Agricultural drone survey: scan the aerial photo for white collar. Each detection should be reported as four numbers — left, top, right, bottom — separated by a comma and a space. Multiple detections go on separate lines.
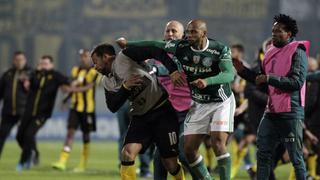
190, 38, 209, 52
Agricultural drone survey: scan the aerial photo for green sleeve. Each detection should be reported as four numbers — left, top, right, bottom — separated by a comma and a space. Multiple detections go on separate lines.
127, 40, 177, 54
205, 46, 235, 85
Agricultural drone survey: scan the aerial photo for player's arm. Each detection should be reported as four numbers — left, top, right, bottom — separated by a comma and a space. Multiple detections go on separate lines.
104, 86, 130, 113
122, 46, 178, 74
117, 37, 177, 54
307, 71, 320, 82
266, 46, 307, 91
104, 75, 143, 113
204, 46, 235, 85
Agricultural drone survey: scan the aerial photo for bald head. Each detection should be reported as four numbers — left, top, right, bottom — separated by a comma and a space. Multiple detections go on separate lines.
164, 20, 184, 41
185, 19, 208, 47
187, 20, 207, 32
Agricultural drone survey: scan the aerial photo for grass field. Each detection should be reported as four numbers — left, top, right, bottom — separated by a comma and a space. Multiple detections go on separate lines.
0, 140, 292, 180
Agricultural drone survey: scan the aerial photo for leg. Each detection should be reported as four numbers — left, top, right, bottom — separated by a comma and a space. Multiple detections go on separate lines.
279, 119, 306, 180
211, 131, 231, 180
120, 143, 142, 180
256, 116, 278, 180
74, 112, 96, 172
52, 110, 79, 170
18, 117, 45, 170
184, 134, 211, 179
153, 147, 168, 180
116, 101, 131, 163
0, 115, 19, 158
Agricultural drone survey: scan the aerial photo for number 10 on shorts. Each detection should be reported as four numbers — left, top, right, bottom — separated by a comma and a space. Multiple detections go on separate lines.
168, 132, 177, 145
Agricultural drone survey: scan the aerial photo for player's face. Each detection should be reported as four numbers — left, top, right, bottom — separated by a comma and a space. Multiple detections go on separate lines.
39, 58, 54, 71
272, 22, 291, 47
231, 48, 242, 59
80, 51, 92, 67
164, 24, 184, 41
91, 53, 112, 75
13, 54, 27, 70
185, 24, 205, 45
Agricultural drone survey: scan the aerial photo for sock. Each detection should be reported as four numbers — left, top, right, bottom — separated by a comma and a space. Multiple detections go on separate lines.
204, 147, 214, 170
120, 161, 136, 180
307, 154, 317, 177
288, 166, 295, 180
189, 155, 212, 180
58, 146, 71, 164
231, 148, 248, 179
217, 153, 231, 180
78, 143, 89, 169
170, 162, 185, 180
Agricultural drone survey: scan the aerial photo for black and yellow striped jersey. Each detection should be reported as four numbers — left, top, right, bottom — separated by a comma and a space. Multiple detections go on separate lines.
70, 66, 98, 113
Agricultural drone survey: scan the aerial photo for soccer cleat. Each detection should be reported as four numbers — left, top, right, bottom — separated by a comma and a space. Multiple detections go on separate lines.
16, 163, 24, 172
52, 161, 66, 171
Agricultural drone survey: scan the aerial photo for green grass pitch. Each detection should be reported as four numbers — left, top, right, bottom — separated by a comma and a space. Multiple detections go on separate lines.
0, 141, 291, 180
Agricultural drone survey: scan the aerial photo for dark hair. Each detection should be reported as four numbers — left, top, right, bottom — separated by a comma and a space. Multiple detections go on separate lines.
231, 44, 245, 53
274, 14, 298, 37
13, 51, 25, 57
41, 55, 53, 63
91, 43, 116, 58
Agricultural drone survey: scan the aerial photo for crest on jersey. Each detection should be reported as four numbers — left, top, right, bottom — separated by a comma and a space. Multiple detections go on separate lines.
193, 55, 201, 64
202, 57, 213, 67
183, 56, 189, 61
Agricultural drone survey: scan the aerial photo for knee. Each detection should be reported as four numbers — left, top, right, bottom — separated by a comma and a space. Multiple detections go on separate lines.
121, 146, 138, 162
183, 144, 197, 162
162, 157, 179, 174
211, 138, 227, 155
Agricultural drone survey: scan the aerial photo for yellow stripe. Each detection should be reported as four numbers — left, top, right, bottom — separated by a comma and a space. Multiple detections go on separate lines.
12, 72, 18, 115
32, 76, 46, 116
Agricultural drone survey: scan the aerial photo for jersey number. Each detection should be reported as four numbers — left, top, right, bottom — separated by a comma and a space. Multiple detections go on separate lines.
168, 132, 177, 145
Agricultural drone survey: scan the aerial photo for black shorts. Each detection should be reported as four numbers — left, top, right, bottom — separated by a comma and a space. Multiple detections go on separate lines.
67, 109, 96, 133
234, 113, 255, 135
123, 101, 179, 158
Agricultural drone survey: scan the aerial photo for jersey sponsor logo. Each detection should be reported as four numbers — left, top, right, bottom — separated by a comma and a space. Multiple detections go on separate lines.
165, 41, 176, 49
206, 48, 220, 55
192, 91, 211, 101
183, 56, 189, 61
213, 120, 228, 126
193, 55, 201, 64
183, 65, 212, 74
202, 57, 213, 67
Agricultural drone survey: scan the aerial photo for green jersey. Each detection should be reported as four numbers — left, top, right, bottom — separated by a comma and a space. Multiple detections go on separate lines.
127, 38, 234, 103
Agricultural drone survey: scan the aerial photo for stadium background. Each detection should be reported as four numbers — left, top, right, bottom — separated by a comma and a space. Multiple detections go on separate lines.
0, 0, 319, 179
1, 0, 319, 140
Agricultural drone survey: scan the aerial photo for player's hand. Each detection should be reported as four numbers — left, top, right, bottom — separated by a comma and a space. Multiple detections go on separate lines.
255, 74, 268, 85
234, 107, 244, 116
232, 58, 245, 73
116, 37, 127, 49
123, 75, 143, 90
305, 129, 319, 145
169, 71, 185, 87
191, 78, 207, 89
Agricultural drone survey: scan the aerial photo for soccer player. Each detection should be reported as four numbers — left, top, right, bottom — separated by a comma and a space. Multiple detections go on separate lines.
16, 55, 73, 171
118, 19, 236, 180
0, 51, 31, 159
233, 14, 309, 179
145, 20, 196, 180
91, 43, 185, 180
52, 49, 98, 172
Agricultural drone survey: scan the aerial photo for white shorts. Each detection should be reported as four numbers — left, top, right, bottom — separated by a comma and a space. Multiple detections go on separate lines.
184, 93, 235, 135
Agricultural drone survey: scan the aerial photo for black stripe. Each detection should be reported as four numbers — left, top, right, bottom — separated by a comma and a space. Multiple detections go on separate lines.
121, 161, 134, 166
